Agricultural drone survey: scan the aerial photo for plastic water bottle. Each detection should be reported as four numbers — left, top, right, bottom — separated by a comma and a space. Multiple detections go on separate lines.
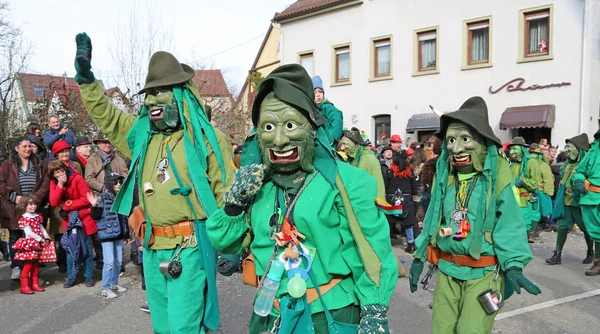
253, 261, 285, 317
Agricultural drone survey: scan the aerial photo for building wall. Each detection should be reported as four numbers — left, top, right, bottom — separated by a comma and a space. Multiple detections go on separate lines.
279, 0, 597, 146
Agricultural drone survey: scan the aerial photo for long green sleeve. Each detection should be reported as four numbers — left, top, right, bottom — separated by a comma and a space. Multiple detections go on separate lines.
539, 162, 554, 196
522, 158, 540, 192
320, 101, 343, 143
357, 148, 386, 200
208, 129, 235, 207
492, 185, 534, 270
206, 208, 248, 255
574, 141, 600, 204
78, 80, 136, 158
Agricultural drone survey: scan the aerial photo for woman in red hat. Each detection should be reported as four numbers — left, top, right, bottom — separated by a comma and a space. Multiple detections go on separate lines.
51, 140, 82, 175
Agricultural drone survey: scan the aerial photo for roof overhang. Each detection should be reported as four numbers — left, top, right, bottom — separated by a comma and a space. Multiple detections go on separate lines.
274, 0, 363, 24
406, 113, 440, 133
499, 104, 555, 129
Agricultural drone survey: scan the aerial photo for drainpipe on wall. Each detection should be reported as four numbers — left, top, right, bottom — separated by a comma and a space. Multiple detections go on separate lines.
272, 21, 283, 65
578, 0, 589, 134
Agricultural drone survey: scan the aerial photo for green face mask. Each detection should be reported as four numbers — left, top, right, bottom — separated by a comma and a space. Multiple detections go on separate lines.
565, 142, 579, 161
257, 95, 315, 174
337, 136, 357, 158
509, 145, 523, 162
445, 122, 487, 174
144, 87, 183, 133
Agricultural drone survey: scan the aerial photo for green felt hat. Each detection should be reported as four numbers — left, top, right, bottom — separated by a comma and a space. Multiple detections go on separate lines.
528, 143, 543, 154
138, 51, 195, 94
252, 64, 326, 127
431, 96, 501, 147
566, 133, 590, 151
343, 127, 367, 146
509, 137, 528, 147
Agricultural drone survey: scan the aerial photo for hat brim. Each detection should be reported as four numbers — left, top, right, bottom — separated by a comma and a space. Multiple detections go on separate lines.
76, 142, 91, 147
437, 111, 502, 147
138, 64, 196, 95
93, 139, 110, 144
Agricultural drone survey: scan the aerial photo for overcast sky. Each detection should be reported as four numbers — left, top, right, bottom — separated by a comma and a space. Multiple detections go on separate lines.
9, 0, 294, 94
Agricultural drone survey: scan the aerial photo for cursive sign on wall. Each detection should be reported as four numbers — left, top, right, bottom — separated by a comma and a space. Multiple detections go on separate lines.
489, 78, 571, 94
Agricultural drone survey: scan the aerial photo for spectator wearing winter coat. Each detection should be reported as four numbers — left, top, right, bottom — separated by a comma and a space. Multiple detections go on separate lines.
48, 160, 96, 288
85, 134, 128, 193
47, 140, 82, 175
42, 115, 77, 151
312, 75, 343, 146
73, 136, 92, 172
0, 136, 50, 280
27, 135, 48, 162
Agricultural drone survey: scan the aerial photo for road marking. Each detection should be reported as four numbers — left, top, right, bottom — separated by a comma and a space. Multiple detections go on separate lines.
496, 289, 600, 320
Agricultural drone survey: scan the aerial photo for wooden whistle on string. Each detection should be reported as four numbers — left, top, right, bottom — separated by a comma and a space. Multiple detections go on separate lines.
439, 227, 453, 237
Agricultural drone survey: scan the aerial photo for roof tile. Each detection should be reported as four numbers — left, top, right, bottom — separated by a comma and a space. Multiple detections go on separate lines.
192, 69, 231, 97
274, 0, 352, 21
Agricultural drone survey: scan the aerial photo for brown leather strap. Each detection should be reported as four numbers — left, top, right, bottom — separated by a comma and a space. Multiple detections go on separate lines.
439, 249, 498, 267
151, 221, 194, 238
273, 276, 343, 311
586, 180, 600, 193
519, 192, 531, 197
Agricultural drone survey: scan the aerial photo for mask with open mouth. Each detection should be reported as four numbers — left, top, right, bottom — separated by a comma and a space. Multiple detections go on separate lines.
146, 88, 183, 133
258, 94, 315, 175
508, 145, 524, 163
445, 122, 487, 174
337, 136, 357, 159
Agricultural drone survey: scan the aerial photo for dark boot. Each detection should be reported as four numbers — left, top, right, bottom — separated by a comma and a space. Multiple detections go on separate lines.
0, 241, 9, 261
31, 262, 45, 292
527, 232, 535, 243
20, 262, 34, 295
583, 250, 594, 264
404, 243, 415, 254
585, 260, 600, 276
545, 251, 561, 265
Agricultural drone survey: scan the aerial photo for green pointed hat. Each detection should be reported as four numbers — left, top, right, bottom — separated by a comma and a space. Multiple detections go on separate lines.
566, 133, 590, 151
138, 51, 195, 94
251, 64, 326, 127
343, 127, 367, 146
431, 96, 501, 146
509, 136, 528, 147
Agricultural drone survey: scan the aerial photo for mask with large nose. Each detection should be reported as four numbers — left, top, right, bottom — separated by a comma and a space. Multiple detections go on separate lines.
144, 86, 183, 133
257, 93, 315, 174
445, 122, 487, 174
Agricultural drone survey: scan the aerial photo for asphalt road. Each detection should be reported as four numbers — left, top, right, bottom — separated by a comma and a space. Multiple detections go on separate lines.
0, 230, 599, 334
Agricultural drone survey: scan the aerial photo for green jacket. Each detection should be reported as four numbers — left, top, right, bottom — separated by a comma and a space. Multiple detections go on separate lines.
207, 162, 398, 314
348, 146, 386, 200
538, 160, 554, 197
573, 140, 600, 205
416, 159, 533, 281
78, 80, 234, 249
560, 161, 579, 206
511, 157, 540, 207
319, 99, 343, 144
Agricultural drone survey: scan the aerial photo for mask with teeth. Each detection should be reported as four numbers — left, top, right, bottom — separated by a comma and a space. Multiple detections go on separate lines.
337, 136, 357, 159
445, 122, 487, 174
509, 145, 524, 163
145, 87, 183, 134
565, 142, 579, 161
257, 93, 315, 174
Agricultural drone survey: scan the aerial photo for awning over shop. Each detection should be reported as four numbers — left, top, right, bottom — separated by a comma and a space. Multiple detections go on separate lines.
406, 113, 440, 133
499, 104, 555, 129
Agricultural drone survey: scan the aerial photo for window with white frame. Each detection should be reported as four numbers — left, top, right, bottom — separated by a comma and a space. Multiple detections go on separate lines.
335, 46, 350, 82
468, 20, 489, 64
299, 52, 314, 78
418, 31, 437, 71
374, 38, 391, 77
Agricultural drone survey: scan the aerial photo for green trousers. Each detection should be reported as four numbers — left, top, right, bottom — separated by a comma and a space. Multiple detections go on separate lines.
556, 206, 593, 253
144, 245, 207, 334
581, 204, 600, 242
521, 202, 541, 231
432, 270, 505, 334
248, 304, 360, 334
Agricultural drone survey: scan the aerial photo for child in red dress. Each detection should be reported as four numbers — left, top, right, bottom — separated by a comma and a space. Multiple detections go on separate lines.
12, 195, 50, 294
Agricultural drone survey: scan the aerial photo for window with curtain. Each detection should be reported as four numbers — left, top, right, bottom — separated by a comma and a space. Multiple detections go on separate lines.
526, 11, 549, 56
418, 31, 436, 71
374, 39, 391, 76
336, 47, 350, 82
373, 115, 391, 146
468, 21, 489, 64
300, 53, 314, 78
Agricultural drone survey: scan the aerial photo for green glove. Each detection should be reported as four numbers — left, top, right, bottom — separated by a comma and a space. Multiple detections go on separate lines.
74, 32, 95, 84
573, 180, 588, 194
505, 267, 541, 295
217, 254, 241, 276
224, 164, 266, 208
409, 259, 424, 293
358, 304, 389, 334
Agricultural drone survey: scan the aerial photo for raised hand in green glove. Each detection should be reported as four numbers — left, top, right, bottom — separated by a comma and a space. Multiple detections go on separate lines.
358, 304, 389, 334
573, 180, 588, 194
74, 32, 95, 84
409, 259, 424, 293
505, 267, 541, 295
224, 164, 266, 209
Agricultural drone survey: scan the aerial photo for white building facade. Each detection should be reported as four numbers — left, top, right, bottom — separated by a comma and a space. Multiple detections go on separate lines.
275, 0, 600, 147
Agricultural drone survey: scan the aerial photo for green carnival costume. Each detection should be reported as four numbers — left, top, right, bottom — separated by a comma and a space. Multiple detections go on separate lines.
312, 75, 343, 146
508, 137, 541, 241
546, 134, 593, 265
409, 97, 540, 334
338, 128, 386, 200
572, 129, 600, 276
74, 33, 234, 333
207, 65, 397, 334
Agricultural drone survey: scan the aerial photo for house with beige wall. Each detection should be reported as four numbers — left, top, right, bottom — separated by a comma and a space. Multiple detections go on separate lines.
274, 0, 600, 147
